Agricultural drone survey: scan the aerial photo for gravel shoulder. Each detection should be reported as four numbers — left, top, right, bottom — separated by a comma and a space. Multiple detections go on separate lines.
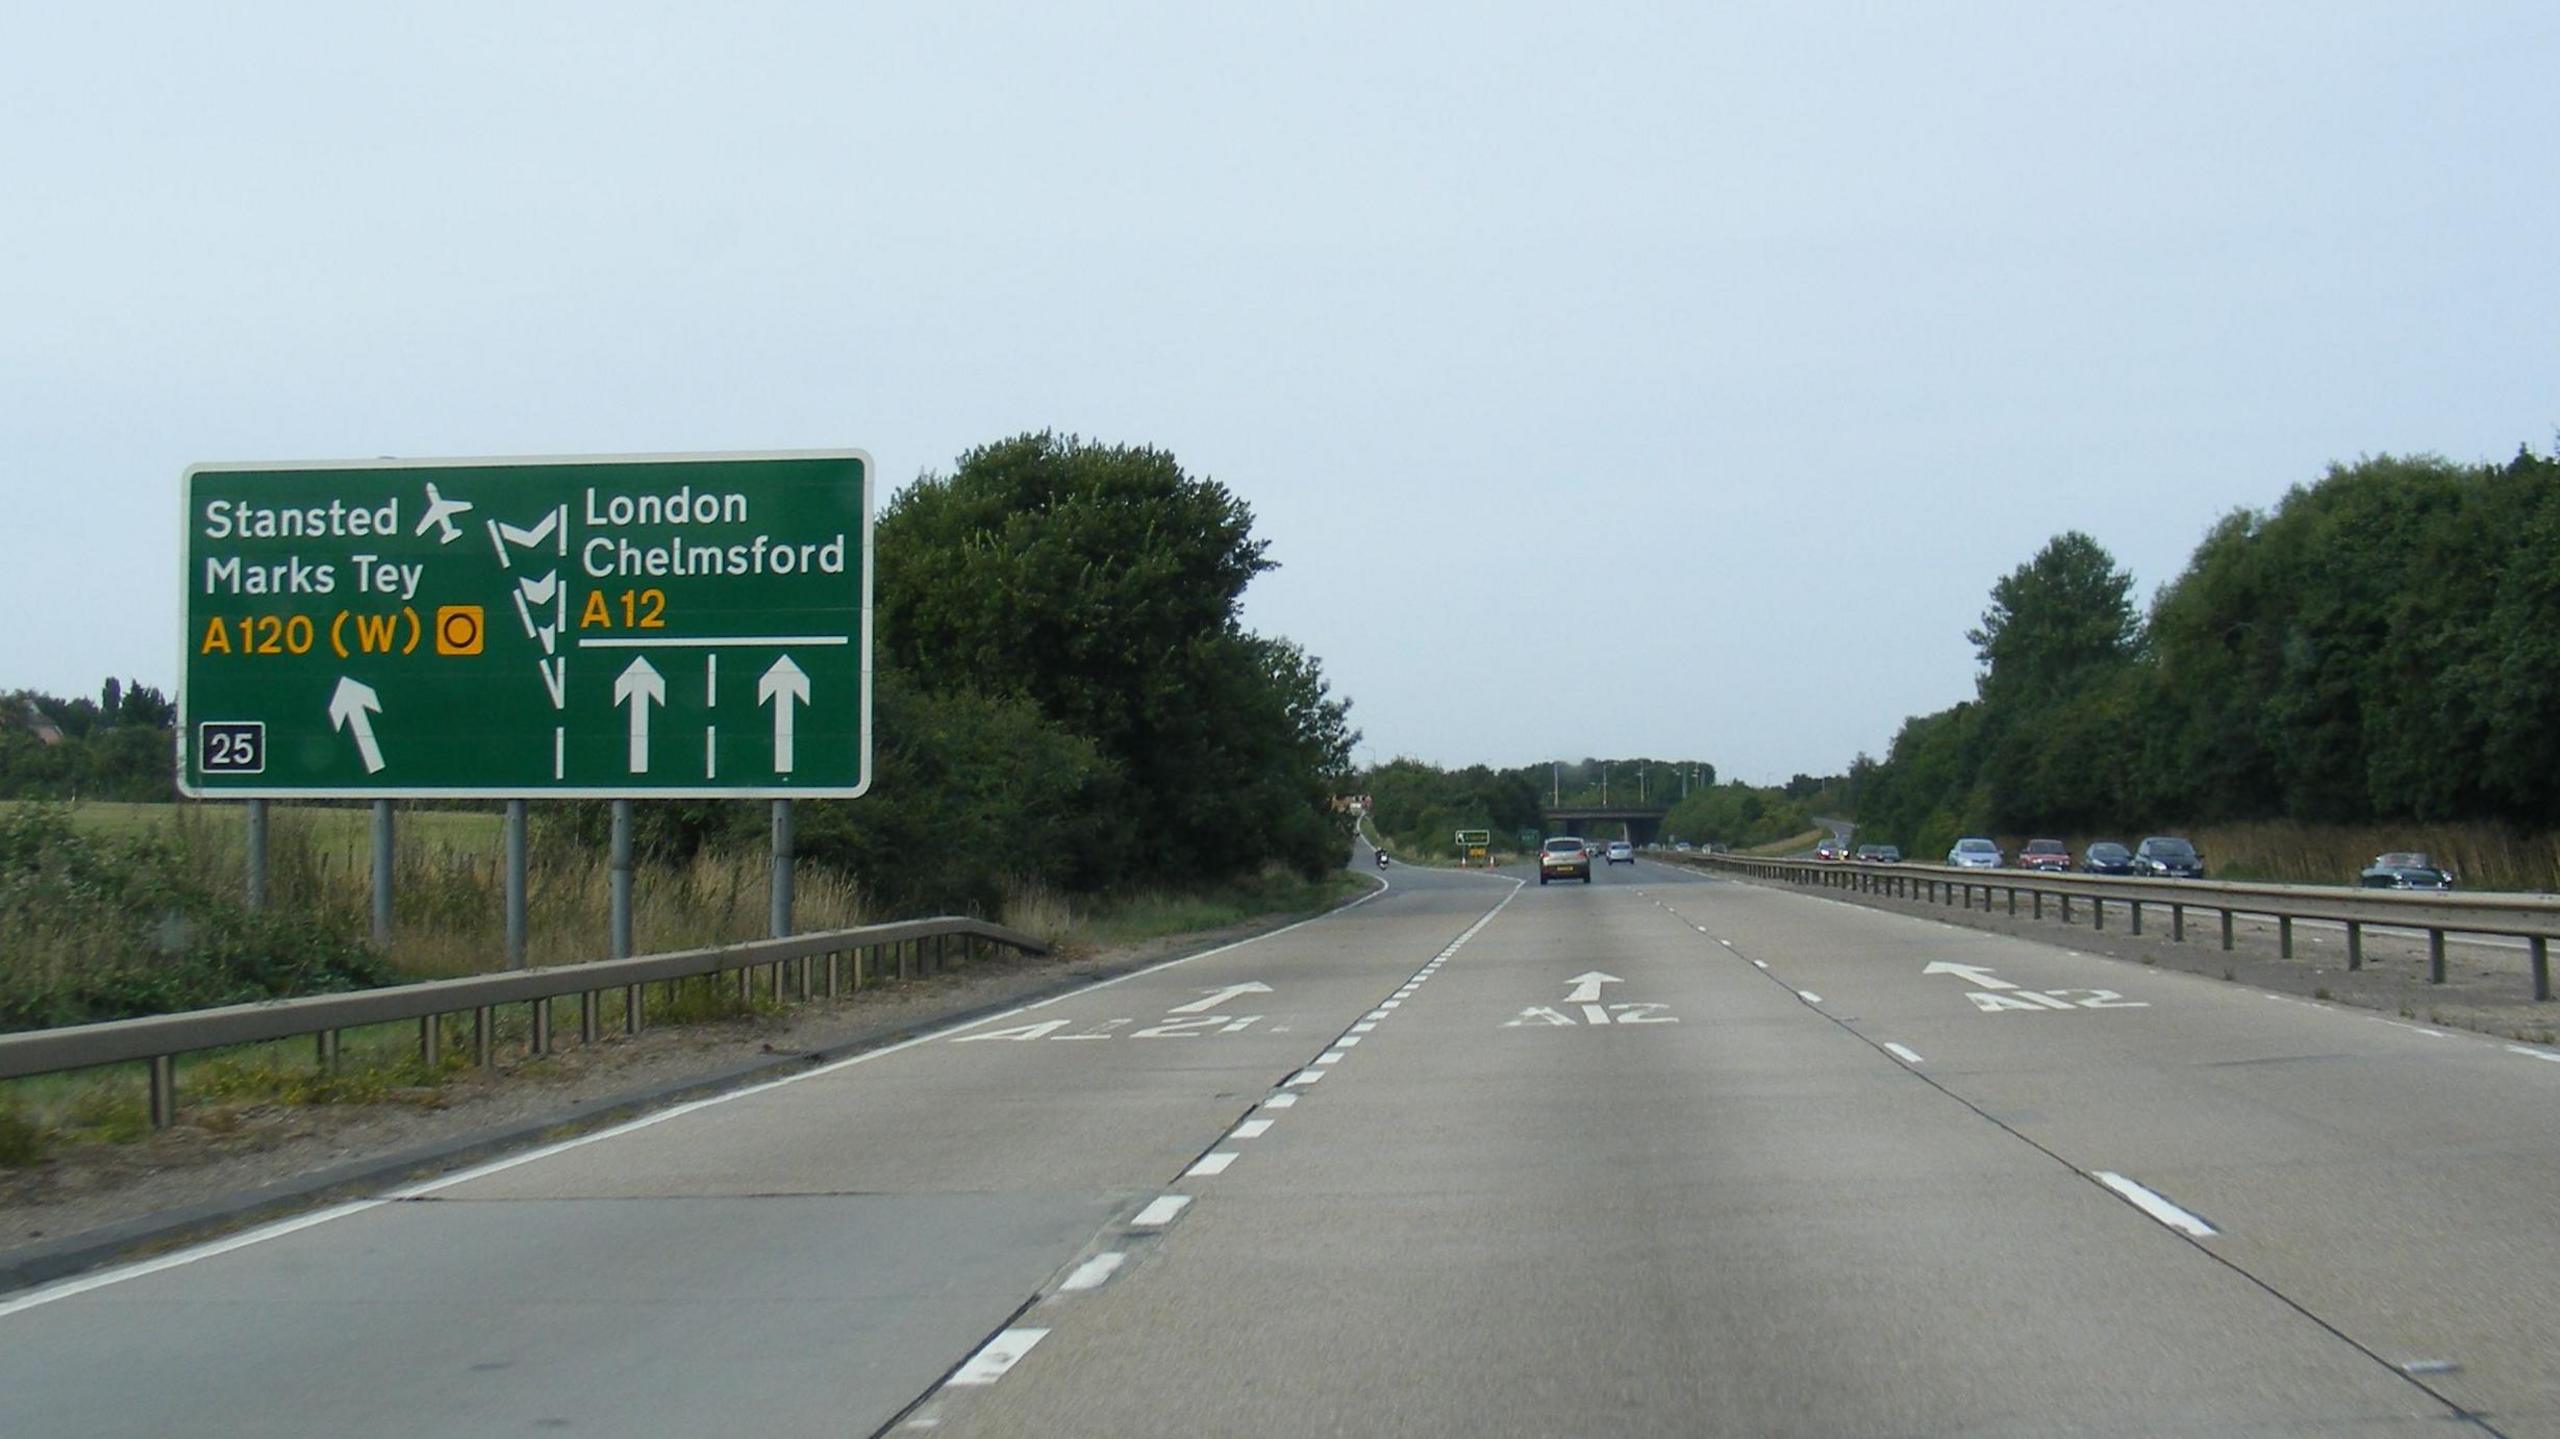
0, 905, 1347, 1293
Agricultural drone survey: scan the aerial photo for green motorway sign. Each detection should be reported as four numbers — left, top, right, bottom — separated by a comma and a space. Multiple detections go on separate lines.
178, 451, 872, 799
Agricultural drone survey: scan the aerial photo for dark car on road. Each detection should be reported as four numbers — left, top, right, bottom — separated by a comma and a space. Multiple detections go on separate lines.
1541, 836, 1593, 885
2132, 836, 2205, 878
2083, 841, 2134, 875
2360, 851, 2455, 891
2018, 838, 2071, 873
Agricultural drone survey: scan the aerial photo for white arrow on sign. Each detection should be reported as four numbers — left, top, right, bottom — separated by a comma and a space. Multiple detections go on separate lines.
1922, 961, 2016, 991
1167, 981, 1273, 1015
613, 656, 666, 774
1564, 971, 1623, 1003
759, 655, 810, 773
327, 676, 385, 774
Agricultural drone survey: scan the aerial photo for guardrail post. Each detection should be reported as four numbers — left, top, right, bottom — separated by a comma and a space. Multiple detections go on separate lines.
580, 991, 599, 1045
531, 998, 552, 1055
2060, 895, 2073, 924
316, 1029, 339, 1074
625, 983, 644, 1035
371, 800, 395, 948
2093, 897, 2105, 931
2346, 921, 2362, 971
2278, 916, 2293, 959
2032, 890, 2043, 921
2220, 910, 2234, 951
1961, 883, 1971, 911
2171, 903, 2185, 942
2007, 887, 2017, 917
149, 1055, 176, 1130
2129, 900, 2142, 937
2428, 930, 2446, 984
421, 1015, 443, 1067
474, 1007, 494, 1066
2533, 937, 2550, 1002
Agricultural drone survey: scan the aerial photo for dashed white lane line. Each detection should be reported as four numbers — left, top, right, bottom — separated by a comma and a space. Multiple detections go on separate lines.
1058, 1253, 1125, 1292
1232, 1118, 1275, 1139
1350, 1022, 1377, 1034
1286, 1069, 1326, 1085
1186, 1152, 1240, 1177
1883, 1043, 1925, 1065
1131, 1195, 1192, 1228
1752, 960, 1769, 969
1314, 1051, 1346, 1066
1261, 1092, 1298, 1110
2094, 1171, 2219, 1238
1797, 991, 1823, 1004
950, 1328, 1049, 1385
1335, 1035, 1362, 1046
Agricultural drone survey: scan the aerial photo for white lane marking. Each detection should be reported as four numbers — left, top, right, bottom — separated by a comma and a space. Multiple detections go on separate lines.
1797, 991, 1822, 1004
1314, 1051, 1345, 1066
1131, 1195, 1192, 1227
2506, 1045, 2560, 1065
950, 1327, 1049, 1385
1261, 1092, 1298, 1109
1883, 1043, 1924, 1064
1364, 1010, 1389, 1021
1058, 1252, 1125, 1292
1186, 1152, 1239, 1177
1334, 1035, 1362, 1047
1232, 1118, 1275, 1139
2093, 1171, 2218, 1238
1350, 1022, 1376, 1034
1287, 1069, 1326, 1085
1380, 1000, 1401, 1010
1752, 960, 1769, 969
0, 1200, 383, 1321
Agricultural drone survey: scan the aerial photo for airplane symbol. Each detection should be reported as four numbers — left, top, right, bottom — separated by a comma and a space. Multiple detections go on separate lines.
415, 483, 474, 545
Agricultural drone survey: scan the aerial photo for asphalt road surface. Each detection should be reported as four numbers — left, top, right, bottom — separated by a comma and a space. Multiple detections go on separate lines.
7, 850, 2560, 1436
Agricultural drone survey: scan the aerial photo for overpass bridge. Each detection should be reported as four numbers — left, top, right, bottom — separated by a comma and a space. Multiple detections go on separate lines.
1543, 805, 1671, 846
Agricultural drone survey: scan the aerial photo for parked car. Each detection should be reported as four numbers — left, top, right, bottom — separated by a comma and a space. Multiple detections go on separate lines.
2359, 851, 2456, 890
2083, 841, 2134, 874
1541, 836, 1593, 885
2017, 838, 2072, 873
1673, 841, 1694, 852
1605, 840, 1634, 865
2132, 836, 2205, 878
1947, 837, 2004, 869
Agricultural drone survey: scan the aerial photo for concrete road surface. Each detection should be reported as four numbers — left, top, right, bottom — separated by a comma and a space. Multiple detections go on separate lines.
6, 850, 2557, 1436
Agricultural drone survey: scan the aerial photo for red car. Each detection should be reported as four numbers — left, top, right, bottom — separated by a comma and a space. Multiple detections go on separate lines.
1815, 841, 1846, 862
2018, 838, 2072, 873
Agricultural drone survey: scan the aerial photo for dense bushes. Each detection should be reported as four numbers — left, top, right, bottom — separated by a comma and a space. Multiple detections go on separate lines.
0, 804, 386, 1030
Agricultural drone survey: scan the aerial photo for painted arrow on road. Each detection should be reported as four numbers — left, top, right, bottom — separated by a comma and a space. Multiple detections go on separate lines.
1922, 961, 2015, 990
1167, 982, 1274, 1015
614, 656, 665, 774
1564, 971, 1623, 1003
759, 655, 810, 773
327, 676, 385, 773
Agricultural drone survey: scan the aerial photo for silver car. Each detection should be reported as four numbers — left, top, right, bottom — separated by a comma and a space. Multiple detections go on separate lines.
1946, 837, 2004, 869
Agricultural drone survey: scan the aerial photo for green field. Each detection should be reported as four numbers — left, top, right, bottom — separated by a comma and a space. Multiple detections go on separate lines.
1, 799, 504, 856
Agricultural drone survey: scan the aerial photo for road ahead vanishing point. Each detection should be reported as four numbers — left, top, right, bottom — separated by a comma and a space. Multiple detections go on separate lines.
6, 852, 2559, 1436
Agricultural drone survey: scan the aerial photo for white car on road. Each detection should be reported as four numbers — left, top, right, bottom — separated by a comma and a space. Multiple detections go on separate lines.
1605, 841, 1633, 865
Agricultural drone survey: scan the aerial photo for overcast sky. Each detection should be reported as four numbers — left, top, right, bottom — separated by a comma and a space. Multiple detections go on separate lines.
4, 3, 2553, 783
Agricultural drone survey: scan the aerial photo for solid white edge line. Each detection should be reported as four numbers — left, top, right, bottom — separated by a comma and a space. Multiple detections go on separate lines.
2093, 1170, 2218, 1237
1131, 1195, 1192, 1227
949, 1327, 1049, 1385
0, 1199, 385, 1321
1057, 1252, 1125, 1292
1883, 1043, 1924, 1064
2506, 1045, 2560, 1064
1185, 1152, 1239, 1177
